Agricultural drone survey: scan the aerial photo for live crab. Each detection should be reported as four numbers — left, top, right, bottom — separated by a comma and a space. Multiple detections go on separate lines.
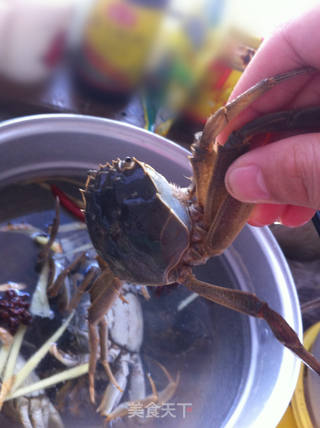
83, 66, 320, 401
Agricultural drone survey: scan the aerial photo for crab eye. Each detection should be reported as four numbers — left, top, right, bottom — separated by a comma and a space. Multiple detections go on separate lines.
118, 157, 135, 171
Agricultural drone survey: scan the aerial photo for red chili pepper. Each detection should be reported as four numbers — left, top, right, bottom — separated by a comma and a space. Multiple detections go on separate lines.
50, 185, 85, 222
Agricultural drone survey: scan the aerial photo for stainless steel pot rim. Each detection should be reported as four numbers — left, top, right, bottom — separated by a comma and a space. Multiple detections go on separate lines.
0, 113, 190, 167
0, 113, 302, 428
226, 229, 301, 428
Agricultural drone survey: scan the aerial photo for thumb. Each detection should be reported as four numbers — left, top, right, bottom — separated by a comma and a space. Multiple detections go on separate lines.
225, 134, 320, 209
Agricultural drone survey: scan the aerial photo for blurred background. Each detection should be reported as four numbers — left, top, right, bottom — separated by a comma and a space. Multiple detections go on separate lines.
0, 0, 318, 143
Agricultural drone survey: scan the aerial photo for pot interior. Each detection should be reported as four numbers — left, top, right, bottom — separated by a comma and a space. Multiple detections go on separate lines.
0, 115, 301, 428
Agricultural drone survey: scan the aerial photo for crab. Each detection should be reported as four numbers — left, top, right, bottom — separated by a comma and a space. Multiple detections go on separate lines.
48, 231, 178, 421
0, 211, 178, 425
83, 67, 320, 388
54, 281, 148, 419
42, 212, 178, 413
0, 222, 71, 428
52, 280, 179, 421
2, 353, 63, 428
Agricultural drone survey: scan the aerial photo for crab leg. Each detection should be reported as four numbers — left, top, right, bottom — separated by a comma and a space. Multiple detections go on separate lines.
37, 198, 60, 266
67, 266, 98, 312
98, 317, 121, 394
201, 143, 254, 256
196, 96, 320, 257
183, 274, 320, 375
103, 363, 180, 422
47, 252, 86, 298
204, 106, 320, 255
4, 394, 64, 428
202, 68, 314, 147
224, 105, 320, 146
128, 354, 146, 402
97, 352, 130, 416
87, 266, 123, 403
190, 67, 314, 209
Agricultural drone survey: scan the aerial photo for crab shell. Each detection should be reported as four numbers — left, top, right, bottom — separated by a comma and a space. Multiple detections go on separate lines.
84, 158, 191, 285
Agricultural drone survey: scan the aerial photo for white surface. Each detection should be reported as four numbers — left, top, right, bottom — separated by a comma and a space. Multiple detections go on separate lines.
227, 0, 320, 37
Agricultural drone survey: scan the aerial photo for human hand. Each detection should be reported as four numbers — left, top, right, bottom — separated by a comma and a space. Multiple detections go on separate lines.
219, 6, 320, 227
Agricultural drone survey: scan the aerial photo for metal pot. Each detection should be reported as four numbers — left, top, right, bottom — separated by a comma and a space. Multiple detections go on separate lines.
0, 114, 301, 428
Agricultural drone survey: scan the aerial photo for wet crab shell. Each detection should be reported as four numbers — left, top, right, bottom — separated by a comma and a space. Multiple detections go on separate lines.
84, 158, 191, 285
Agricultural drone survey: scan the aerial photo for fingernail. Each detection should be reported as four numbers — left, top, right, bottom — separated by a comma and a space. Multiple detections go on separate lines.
226, 165, 270, 202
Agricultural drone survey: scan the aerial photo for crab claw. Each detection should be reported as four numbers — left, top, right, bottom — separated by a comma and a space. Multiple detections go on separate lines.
3, 395, 63, 428
101, 360, 180, 423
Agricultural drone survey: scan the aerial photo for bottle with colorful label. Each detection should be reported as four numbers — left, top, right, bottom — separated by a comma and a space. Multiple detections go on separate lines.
78, 0, 169, 93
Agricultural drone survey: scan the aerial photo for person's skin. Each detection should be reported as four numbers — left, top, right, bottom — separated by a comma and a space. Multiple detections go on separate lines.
219, 6, 320, 227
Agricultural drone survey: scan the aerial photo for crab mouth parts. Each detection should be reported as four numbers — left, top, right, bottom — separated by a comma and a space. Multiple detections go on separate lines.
95, 157, 136, 174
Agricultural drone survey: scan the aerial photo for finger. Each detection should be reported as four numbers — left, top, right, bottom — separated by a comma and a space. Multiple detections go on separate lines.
279, 205, 315, 227
248, 204, 315, 227
248, 203, 286, 226
219, 5, 320, 144
225, 133, 320, 209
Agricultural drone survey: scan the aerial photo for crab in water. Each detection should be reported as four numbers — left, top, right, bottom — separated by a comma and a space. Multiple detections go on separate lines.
0, 223, 65, 428
83, 67, 320, 389
0, 211, 178, 426
42, 220, 150, 419
47, 226, 178, 421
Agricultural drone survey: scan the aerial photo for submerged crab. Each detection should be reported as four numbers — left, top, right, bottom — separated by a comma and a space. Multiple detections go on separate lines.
84, 67, 320, 380
0, 224, 66, 428
49, 244, 178, 421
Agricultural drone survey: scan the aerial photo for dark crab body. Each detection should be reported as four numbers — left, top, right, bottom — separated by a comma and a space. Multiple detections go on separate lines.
85, 158, 191, 285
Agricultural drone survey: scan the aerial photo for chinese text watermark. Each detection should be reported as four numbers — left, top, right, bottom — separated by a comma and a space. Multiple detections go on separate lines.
128, 401, 192, 419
